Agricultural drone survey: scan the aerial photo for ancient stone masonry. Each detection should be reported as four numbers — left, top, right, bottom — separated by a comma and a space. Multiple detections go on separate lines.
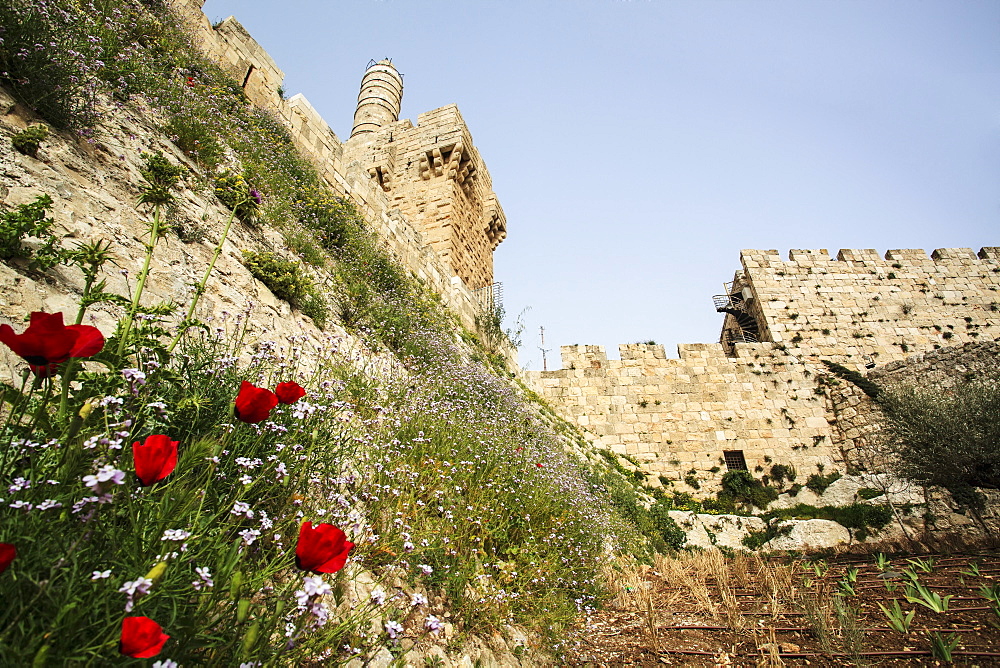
169, 0, 507, 322
529, 248, 1000, 495
343, 98, 507, 291
529, 342, 843, 491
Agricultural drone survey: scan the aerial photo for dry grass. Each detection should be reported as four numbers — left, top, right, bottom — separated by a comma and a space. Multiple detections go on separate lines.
706, 550, 747, 632
655, 551, 718, 618
601, 559, 648, 611
755, 627, 786, 667
761, 558, 800, 620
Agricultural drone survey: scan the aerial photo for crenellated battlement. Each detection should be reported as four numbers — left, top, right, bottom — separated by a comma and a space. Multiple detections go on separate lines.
743, 247, 999, 267
724, 246, 1000, 368
530, 336, 843, 491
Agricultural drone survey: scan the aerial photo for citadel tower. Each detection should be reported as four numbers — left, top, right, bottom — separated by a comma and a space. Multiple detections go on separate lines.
343, 64, 506, 290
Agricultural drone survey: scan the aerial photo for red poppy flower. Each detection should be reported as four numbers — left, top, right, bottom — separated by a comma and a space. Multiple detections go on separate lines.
119, 616, 169, 658
0, 543, 15, 574
295, 521, 354, 574
536, 463, 544, 468
0, 311, 104, 376
133, 435, 179, 486
274, 381, 306, 404
234, 381, 278, 423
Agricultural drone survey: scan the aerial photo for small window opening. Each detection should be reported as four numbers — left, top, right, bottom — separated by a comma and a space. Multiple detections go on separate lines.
242, 65, 255, 89
723, 450, 748, 471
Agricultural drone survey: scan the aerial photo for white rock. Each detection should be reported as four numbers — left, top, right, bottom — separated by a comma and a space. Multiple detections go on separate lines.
766, 519, 852, 550
668, 511, 766, 550
365, 647, 395, 668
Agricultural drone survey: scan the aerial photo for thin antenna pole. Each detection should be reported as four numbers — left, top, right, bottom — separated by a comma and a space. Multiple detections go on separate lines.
539, 326, 551, 372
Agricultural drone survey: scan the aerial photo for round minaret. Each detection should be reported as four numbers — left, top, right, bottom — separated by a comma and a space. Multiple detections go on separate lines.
350, 59, 403, 138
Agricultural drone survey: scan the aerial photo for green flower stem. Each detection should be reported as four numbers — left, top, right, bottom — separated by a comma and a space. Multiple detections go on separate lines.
167, 204, 240, 354
55, 358, 81, 424
72, 268, 99, 327
191, 430, 231, 523
0, 373, 36, 472
117, 203, 162, 358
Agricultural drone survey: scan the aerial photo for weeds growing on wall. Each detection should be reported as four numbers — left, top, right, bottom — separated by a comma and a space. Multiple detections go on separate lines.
0, 195, 66, 271
242, 251, 329, 328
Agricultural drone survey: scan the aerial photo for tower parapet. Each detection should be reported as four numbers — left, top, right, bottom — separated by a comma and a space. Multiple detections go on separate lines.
344, 99, 507, 290
351, 60, 404, 138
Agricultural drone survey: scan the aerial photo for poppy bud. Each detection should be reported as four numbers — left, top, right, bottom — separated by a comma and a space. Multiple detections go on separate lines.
236, 599, 251, 623
240, 620, 260, 657
31, 644, 49, 668
144, 561, 168, 586
79, 399, 97, 420
229, 570, 243, 599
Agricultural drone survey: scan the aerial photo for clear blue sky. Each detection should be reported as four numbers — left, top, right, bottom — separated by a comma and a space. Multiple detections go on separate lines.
201, 0, 999, 369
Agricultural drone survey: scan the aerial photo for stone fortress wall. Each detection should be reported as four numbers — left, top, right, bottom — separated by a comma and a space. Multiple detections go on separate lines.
168, 0, 506, 330
729, 247, 1000, 365
529, 248, 1000, 494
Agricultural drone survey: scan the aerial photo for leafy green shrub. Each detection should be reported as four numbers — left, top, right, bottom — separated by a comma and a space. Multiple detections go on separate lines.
742, 523, 792, 550
649, 500, 686, 550
700, 496, 736, 514
215, 171, 261, 222
242, 251, 328, 328
806, 471, 842, 494
762, 503, 893, 540
769, 463, 797, 487
720, 470, 778, 509
0, 194, 66, 270
877, 373, 1000, 501
11, 124, 48, 157
858, 487, 884, 500
165, 115, 223, 170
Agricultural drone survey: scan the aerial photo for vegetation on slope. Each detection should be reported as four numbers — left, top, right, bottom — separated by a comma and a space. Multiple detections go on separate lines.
0, 1, 683, 663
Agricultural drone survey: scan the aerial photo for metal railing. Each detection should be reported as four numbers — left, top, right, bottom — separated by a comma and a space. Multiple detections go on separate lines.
472, 281, 503, 313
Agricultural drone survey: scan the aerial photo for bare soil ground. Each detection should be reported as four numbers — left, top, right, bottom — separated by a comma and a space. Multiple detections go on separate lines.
564, 550, 1000, 667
